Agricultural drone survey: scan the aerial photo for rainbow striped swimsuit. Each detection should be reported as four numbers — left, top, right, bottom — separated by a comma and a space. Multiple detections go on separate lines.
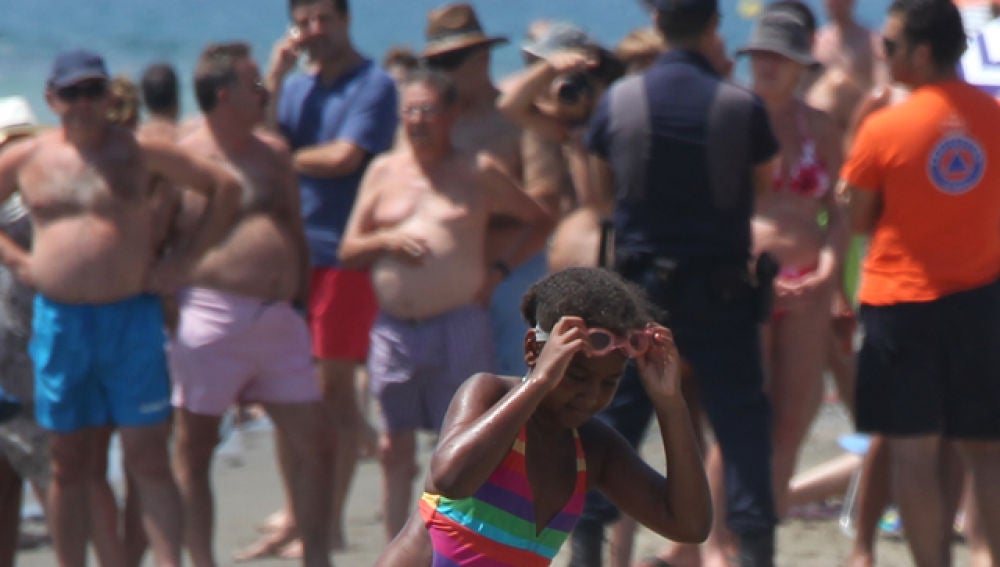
419, 426, 588, 566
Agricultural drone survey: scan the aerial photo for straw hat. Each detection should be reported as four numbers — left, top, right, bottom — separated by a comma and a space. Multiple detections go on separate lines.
422, 3, 508, 59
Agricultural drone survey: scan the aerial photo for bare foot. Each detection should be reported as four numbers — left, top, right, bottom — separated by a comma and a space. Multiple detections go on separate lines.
643, 543, 701, 567
256, 509, 290, 534
845, 550, 874, 567
233, 527, 297, 562
274, 532, 347, 559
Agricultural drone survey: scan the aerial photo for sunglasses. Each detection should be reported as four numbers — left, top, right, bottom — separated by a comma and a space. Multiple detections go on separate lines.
882, 36, 898, 58
55, 81, 108, 102
535, 325, 652, 358
425, 46, 481, 71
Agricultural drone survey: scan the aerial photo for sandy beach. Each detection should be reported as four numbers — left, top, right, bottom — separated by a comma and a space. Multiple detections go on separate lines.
14, 397, 971, 567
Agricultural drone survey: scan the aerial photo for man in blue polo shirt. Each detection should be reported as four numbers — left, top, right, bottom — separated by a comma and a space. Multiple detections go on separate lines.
574, 1, 779, 566
252, 0, 399, 557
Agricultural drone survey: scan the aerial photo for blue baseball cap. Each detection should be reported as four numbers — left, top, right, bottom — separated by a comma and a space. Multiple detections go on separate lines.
652, 0, 718, 12
48, 49, 109, 89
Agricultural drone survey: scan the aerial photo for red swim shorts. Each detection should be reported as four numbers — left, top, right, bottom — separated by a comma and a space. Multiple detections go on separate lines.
308, 267, 378, 361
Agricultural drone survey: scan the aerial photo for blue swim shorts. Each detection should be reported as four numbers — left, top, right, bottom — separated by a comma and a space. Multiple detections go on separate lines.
30, 294, 172, 432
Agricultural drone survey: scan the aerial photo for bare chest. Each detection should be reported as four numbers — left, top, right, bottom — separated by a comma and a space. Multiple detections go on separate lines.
22, 148, 148, 218
372, 170, 484, 230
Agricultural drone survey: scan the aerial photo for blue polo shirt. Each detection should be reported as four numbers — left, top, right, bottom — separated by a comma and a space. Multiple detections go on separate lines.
587, 50, 777, 261
278, 59, 398, 267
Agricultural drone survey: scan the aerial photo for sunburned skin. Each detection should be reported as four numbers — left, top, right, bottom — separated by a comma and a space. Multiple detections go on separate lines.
17, 129, 161, 303
173, 143, 303, 302
367, 151, 491, 320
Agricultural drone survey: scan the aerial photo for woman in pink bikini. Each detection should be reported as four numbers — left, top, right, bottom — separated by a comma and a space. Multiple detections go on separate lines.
740, 5, 849, 518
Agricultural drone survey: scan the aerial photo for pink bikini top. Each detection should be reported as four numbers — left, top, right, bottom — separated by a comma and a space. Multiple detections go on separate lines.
772, 109, 830, 199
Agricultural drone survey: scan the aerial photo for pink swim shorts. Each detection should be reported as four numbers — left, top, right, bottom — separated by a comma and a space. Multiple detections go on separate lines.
170, 288, 320, 416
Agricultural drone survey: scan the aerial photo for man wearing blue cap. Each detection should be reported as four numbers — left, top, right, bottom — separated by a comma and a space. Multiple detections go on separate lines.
581, 1, 779, 566
0, 48, 240, 567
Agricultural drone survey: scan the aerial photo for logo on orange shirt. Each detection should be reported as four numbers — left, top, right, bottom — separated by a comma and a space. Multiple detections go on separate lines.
928, 135, 986, 195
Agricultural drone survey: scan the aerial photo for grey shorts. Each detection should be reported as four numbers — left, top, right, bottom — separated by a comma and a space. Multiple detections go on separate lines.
368, 305, 495, 433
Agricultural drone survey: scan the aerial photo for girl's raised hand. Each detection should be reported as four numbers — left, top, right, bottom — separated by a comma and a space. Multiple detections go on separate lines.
634, 324, 683, 405
531, 316, 587, 391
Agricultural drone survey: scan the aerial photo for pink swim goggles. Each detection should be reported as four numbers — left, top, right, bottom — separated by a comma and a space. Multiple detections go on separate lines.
534, 325, 651, 358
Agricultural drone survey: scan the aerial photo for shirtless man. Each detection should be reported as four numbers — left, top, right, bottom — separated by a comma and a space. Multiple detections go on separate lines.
807, 0, 888, 138
168, 43, 333, 567
0, 49, 240, 567
338, 69, 551, 540
421, 4, 554, 378
138, 63, 181, 143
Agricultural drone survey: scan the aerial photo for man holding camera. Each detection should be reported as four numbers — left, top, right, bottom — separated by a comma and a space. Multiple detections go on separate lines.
580, 1, 779, 566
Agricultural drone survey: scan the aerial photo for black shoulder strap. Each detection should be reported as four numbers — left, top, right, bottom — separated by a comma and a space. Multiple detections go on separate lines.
608, 74, 650, 203
706, 81, 754, 209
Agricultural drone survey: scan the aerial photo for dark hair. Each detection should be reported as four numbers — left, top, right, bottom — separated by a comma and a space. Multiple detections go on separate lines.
194, 42, 251, 113
889, 0, 967, 70
654, 4, 717, 44
289, 0, 348, 16
140, 63, 178, 115
768, 0, 817, 35
401, 67, 459, 108
520, 268, 658, 336
382, 46, 419, 71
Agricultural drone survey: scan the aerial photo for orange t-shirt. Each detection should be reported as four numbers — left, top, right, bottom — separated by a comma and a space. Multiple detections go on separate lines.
841, 80, 1000, 306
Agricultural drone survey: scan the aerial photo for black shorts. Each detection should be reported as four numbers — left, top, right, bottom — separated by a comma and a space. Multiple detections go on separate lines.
856, 278, 1000, 439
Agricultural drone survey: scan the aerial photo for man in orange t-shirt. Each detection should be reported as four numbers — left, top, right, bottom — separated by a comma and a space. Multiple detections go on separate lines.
840, 1, 1000, 565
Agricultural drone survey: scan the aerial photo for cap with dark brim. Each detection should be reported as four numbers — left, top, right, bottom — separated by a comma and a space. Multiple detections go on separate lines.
737, 9, 820, 68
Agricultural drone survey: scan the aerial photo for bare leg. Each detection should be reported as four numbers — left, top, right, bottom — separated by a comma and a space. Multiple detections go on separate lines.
49, 429, 108, 567
318, 359, 362, 550
173, 408, 222, 567
123, 472, 149, 567
266, 401, 334, 567
374, 510, 432, 567
701, 444, 733, 567
608, 515, 636, 567
890, 435, 951, 567
0, 455, 22, 567
88, 428, 126, 567
235, 432, 300, 561
956, 440, 1000, 567
380, 429, 418, 541
960, 472, 994, 567
119, 421, 183, 567
766, 303, 829, 516
847, 436, 890, 567
786, 453, 860, 508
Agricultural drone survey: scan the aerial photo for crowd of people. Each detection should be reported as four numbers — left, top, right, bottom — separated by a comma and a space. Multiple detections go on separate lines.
0, 0, 999, 566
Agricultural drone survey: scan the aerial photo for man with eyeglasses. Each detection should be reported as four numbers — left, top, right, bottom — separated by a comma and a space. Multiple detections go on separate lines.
338, 68, 551, 542
0, 48, 240, 567
254, 0, 398, 557
422, 3, 555, 392
840, 1, 1000, 565
163, 43, 335, 567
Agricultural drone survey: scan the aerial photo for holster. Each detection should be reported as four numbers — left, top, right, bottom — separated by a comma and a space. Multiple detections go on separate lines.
751, 252, 780, 323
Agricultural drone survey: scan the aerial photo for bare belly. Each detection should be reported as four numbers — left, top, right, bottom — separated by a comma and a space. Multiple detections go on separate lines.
372, 252, 484, 320
190, 215, 301, 301
752, 210, 826, 270
31, 217, 153, 303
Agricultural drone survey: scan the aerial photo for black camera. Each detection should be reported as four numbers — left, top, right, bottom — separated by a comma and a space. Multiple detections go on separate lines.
556, 73, 594, 105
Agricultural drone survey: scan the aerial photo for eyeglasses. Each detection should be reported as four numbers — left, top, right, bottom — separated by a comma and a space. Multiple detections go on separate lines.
882, 36, 898, 58
55, 81, 108, 102
535, 325, 652, 358
401, 103, 442, 119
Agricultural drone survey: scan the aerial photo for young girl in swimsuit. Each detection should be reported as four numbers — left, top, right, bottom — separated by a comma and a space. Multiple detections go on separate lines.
375, 267, 710, 566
